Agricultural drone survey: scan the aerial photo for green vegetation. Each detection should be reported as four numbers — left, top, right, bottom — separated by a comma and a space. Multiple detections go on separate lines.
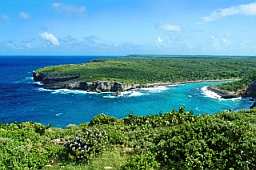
36, 57, 256, 84
1, 109, 256, 169
218, 71, 256, 93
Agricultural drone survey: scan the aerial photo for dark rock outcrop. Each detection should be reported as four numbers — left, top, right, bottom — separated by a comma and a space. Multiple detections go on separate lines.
33, 71, 80, 84
206, 87, 239, 99
33, 71, 137, 93
244, 81, 256, 98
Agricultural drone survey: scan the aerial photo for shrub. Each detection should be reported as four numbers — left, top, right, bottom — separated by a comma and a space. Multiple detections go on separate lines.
89, 114, 117, 126
152, 117, 256, 169
121, 152, 159, 170
63, 127, 108, 162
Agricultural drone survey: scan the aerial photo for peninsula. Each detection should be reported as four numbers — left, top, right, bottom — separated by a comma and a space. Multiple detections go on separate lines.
33, 56, 256, 99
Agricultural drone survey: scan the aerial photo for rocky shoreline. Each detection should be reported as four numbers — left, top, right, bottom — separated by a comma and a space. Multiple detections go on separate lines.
32, 71, 234, 93
33, 71, 256, 108
205, 82, 256, 109
205, 86, 239, 99
33, 71, 168, 94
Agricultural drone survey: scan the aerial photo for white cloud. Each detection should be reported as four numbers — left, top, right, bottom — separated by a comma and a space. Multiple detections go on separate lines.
160, 24, 181, 32
203, 2, 256, 22
52, 2, 86, 15
40, 32, 60, 46
19, 12, 30, 20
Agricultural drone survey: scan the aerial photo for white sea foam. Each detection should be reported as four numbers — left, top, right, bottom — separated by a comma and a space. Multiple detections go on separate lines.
38, 84, 173, 98
37, 88, 100, 95
25, 77, 33, 80
201, 86, 242, 101
103, 90, 144, 98
140, 86, 170, 93
103, 95, 119, 99
122, 91, 144, 97
201, 86, 222, 100
38, 88, 53, 92
51, 89, 98, 95
228, 97, 242, 101
56, 113, 63, 116
33, 81, 44, 85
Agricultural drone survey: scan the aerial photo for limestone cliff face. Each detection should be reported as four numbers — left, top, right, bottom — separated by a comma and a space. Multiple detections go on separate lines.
244, 81, 256, 98
33, 71, 137, 93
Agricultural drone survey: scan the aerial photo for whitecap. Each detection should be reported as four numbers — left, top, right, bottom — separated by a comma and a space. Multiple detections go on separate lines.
140, 86, 169, 93
124, 91, 144, 97
201, 86, 222, 100
56, 113, 63, 116
103, 90, 144, 98
201, 86, 241, 101
103, 95, 119, 99
33, 81, 44, 85
38, 88, 53, 92
51, 89, 92, 95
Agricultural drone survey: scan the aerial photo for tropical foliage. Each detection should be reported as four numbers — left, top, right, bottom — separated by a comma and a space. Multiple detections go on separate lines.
1, 108, 256, 169
36, 57, 256, 84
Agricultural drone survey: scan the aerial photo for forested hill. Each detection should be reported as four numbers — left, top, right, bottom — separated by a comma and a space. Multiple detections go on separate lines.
0, 108, 256, 169
35, 57, 256, 84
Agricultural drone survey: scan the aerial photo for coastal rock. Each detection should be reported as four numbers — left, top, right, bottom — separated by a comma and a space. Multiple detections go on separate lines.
244, 81, 256, 97
33, 71, 80, 84
33, 71, 139, 93
206, 87, 238, 99
33, 71, 46, 82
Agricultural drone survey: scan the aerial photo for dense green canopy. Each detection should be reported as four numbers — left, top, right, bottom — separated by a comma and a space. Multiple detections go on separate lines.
1, 109, 256, 169
36, 57, 256, 84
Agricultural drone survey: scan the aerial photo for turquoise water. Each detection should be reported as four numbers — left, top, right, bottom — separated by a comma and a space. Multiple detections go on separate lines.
0, 56, 253, 127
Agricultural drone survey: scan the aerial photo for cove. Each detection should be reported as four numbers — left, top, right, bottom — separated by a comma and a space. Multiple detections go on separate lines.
0, 57, 253, 127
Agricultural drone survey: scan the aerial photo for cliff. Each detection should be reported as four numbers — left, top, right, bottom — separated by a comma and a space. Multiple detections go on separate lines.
33, 71, 139, 93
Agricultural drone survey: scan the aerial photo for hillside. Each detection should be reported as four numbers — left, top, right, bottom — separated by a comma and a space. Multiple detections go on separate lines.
34, 57, 256, 93
217, 71, 256, 97
0, 108, 256, 169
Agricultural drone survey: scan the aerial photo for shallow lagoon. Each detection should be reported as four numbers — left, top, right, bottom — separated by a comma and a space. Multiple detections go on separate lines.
0, 56, 253, 127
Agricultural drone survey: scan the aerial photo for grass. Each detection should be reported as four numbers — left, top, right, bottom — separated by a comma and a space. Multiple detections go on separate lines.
44, 148, 129, 170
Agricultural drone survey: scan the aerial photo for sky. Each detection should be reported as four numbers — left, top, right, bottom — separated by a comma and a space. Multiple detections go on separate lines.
0, 0, 256, 56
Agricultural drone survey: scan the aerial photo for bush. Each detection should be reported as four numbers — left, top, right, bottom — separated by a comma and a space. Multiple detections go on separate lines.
63, 127, 108, 162
152, 117, 256, 169
121, 152, 159, 170
89, 114, 117, 126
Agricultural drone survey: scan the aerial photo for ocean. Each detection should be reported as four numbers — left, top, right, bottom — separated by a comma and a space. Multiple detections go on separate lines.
0, 56, 253, 127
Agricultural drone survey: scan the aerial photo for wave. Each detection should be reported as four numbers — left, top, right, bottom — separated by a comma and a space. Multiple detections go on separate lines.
201, 86, 241, 101
37, 88, 101, 95
38, 85, 173, 98
56, 113, 64, 117
33, 81, 44, 85
103, 85, 173, 98
103, 90, 144, 98
38, 88, 54, 92
140, 85, 170, 93
201, 86, 222, 100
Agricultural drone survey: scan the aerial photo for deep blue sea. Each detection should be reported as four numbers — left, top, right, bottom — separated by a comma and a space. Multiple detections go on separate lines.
0, 56, 253, 127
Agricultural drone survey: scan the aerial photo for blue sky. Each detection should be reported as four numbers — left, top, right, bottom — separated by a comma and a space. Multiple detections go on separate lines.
0, 0, 256, 56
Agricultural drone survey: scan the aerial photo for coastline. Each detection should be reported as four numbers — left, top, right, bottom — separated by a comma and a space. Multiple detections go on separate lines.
34, 76, 238, 97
